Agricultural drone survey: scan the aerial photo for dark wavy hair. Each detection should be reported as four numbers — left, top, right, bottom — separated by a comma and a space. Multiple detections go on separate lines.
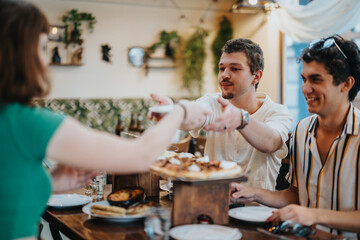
221, 38, 264, 89
0, 1, 50, 105
300, 35, 360, 101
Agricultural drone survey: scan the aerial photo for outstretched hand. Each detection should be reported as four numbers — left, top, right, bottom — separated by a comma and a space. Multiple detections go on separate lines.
204, 97, 243, 132
51, 164, 98, 193
150, 93, 174, 105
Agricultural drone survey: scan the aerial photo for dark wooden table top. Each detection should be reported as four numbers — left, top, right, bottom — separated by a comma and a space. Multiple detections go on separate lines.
43, 185, 345, 240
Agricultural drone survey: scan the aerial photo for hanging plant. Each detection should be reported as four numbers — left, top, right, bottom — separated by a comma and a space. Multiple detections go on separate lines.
211, 16, 233, 75
62, 9, 97, 46
183, 28, 208, 97
147, 30, 180, 59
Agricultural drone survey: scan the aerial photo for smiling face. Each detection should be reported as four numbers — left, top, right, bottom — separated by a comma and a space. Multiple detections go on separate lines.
218, 52, 261, 100
301, 61, 349, 117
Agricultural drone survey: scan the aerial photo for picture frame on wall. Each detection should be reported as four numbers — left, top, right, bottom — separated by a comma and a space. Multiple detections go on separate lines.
49, 25, 66, 42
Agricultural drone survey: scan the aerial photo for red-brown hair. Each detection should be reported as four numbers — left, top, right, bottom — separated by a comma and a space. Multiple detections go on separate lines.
0, 1, 50, 105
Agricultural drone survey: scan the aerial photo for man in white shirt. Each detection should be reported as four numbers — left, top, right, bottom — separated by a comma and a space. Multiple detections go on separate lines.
230, 35, 360, 238
152, 38, 293, 190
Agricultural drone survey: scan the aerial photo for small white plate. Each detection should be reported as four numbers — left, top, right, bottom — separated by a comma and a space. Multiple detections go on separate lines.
229, 206, 277, 223
169, 224, 242, 240
149, 105, 174, 114
82, 201, 147, 222
47, 194, 92, 208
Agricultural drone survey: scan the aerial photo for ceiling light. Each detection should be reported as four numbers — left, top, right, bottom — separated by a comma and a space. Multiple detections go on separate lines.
231, 0, 278, 14
249, 0, 258, 5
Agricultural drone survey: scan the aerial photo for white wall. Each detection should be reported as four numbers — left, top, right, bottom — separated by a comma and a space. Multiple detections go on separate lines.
231, 12, 281, 102
29, 0, 281, 102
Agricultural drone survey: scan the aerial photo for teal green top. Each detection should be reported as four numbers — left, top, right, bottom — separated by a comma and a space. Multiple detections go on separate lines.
0, 103, 65, 239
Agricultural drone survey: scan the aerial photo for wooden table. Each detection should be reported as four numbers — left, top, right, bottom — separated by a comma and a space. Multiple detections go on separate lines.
43, 185, 345, 240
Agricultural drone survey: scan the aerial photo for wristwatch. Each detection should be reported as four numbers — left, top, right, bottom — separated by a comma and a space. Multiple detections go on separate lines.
237, 109, 250, 130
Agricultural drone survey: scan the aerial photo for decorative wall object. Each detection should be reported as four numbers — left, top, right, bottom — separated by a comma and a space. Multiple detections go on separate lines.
61, 9, 97, 46
183, 28, 208, 97
71, 46, 83, 64
51, 46, 61, 64
48, 10, 96, 66
128, 47, 145, 67
147, 30, 180, 59
101, 44, 112, 63
211, 16, 233, 75
49, 25, 66, 42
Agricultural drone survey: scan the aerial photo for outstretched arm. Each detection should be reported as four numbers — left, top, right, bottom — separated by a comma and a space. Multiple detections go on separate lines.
204, 98, 284, 153
150, 93, 208, 131
46, 100, 211, 174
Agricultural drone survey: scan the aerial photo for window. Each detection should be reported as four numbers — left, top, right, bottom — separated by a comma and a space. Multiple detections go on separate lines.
283, 35, 308, 130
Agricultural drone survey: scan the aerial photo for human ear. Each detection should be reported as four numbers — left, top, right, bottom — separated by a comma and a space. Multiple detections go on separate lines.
252, 70, 262, 86
341, 76, 355, 92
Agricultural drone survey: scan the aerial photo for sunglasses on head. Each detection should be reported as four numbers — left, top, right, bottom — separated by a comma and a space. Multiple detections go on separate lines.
309, 37, 348, 60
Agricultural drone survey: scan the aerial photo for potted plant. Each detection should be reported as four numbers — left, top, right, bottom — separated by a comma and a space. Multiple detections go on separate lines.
62, 9, 96, 46
147, 30, 180, 59
211, 16, 233, 75
183, 28, 208, 97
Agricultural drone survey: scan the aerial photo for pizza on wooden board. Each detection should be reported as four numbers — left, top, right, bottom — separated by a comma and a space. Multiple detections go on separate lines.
150, 151, 243, 180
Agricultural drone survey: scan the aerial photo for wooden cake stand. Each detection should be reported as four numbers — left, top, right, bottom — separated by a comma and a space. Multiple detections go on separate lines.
152, 172, 247, 226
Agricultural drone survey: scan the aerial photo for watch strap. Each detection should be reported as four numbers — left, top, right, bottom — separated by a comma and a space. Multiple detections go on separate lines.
237, 109, 249, 130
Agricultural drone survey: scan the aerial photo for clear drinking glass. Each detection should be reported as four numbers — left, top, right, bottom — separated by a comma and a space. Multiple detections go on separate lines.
95, 171, 107, 185
84, 184, 93, 197
92, 180, 105, 202
144, 206, 171, 240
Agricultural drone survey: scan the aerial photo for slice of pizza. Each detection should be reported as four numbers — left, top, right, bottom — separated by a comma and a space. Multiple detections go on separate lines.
151, 151, 243, 180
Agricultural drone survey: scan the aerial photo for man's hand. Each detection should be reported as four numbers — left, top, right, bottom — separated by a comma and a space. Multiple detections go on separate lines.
230, 182, 257, 203
51, 164, 98, 193
178, 100, 211, 131
266, 204, 316, 226
204, 97, 243, 132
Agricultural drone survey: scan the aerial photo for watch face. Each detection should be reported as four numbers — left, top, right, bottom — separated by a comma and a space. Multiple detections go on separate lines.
237, 110, 249, 130
243, 111, 250, 123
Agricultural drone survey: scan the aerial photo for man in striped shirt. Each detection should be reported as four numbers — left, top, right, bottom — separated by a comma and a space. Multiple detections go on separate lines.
230, 35, 360, 238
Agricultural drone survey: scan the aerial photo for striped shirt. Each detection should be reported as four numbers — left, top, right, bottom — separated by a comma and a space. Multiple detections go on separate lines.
288, 104, 360, 239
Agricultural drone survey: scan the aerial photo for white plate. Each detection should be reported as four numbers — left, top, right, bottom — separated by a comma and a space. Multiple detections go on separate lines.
82, 201, 147, 222
47, 194, 92, 208
229, 206, 277, 223
169, 224, 242, 240
149, 105, 174, 114
160, 181, 173, 193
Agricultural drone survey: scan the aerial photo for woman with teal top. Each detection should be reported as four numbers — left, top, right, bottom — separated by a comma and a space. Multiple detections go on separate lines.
0, 2, 211, 239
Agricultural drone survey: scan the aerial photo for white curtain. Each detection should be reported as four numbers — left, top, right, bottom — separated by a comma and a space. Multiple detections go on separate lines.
272, 0, 360, 42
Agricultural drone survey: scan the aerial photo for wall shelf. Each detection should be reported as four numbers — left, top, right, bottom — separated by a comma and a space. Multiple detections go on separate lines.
50, 63, 83, 66
146, 57, 176, 68
147, 65, 176, 69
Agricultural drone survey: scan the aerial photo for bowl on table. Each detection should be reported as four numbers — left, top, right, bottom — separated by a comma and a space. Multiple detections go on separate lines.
107, 186, 145, 208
